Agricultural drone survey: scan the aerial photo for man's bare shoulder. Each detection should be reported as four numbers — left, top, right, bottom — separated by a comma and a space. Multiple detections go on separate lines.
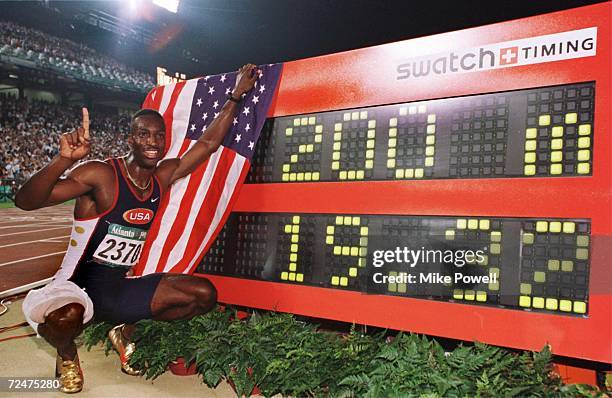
68, 159, 114, 185
155, 158, 180, 188
155, 158, 180, 172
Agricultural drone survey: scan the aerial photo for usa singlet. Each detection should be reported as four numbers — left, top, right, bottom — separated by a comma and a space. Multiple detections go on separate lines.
55, 157, 162, 281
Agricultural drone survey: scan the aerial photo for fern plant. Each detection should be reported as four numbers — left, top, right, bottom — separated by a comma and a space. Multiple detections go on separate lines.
82, 309, 603, 398
82, 321, 114, 354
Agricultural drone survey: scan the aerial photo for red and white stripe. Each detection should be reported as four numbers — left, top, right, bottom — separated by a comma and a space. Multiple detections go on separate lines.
133, 80, 251, 276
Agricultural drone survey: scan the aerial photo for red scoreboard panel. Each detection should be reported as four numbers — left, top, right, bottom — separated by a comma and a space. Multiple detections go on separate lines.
195, 3, 611, 363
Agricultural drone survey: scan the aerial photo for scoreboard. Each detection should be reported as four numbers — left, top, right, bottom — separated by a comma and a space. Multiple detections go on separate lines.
245, 82, 595, 182
203, 212, 591, 315
195, 3, 611, 364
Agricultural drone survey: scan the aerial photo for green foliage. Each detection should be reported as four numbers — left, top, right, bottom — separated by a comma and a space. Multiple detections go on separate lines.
129, 306, 233, 380
82, 309, 603, 398
335, 336, 599, 398
82, 321, 114, 354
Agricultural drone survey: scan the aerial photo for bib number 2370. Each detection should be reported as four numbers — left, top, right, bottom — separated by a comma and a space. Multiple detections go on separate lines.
93, 235, 144, 266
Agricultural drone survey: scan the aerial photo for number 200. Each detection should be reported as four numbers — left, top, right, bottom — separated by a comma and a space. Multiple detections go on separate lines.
281, 106, 437, 182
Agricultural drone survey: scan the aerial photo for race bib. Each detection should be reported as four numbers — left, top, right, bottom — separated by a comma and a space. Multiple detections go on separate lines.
93, 223, 148, 267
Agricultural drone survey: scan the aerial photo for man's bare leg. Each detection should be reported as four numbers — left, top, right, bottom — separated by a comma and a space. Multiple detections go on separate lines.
109, 274, 217, 374
37, 303, 85, 360
149, 274, 217, 320
111, 274, 217, 345
37, 303, 85, 393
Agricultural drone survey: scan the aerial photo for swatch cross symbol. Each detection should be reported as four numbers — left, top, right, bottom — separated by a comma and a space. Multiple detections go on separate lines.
500, 47, 519, 65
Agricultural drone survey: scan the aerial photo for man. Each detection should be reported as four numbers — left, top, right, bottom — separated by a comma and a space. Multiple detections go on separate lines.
16, 64, 259, 393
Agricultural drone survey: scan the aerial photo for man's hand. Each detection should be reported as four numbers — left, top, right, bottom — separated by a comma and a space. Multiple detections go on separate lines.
232, 64, 259, 98
59, 107, 91, 161
155, 64, 260, 187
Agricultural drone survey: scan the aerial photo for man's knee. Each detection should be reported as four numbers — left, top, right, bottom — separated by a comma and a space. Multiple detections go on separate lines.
38, 303, 85, 346
193, 278, 217, 309
154, 275, 216, 309
44, 303, 85, 330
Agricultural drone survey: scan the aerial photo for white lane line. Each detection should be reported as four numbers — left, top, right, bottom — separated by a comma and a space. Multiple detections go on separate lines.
0, 220, 35, 225
40, 239, 70, 244
30, 223, 72, 228
0, 277, 54, 299
0, 235, 71, 249
0, 251, 66, 267
0, 223, 71, 230
0, 226, 71, 237
0, 221, 55, 229
0, 215, 71, 221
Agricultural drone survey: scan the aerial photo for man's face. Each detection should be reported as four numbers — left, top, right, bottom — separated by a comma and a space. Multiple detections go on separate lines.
128, 114, 166, 168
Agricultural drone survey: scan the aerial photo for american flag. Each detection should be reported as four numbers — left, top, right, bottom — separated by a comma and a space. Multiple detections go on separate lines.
132, 64, 282, 276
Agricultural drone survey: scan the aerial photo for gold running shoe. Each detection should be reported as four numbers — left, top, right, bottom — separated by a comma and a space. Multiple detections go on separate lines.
107, 324, 143, 376
55, 354, 83, 394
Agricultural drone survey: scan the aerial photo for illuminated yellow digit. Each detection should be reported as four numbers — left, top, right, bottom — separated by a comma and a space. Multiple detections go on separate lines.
576, 123, 592, 174
282, 117, 322, 182
388, 104, 436, 179
447, 218, 499, 302
332, 112, 375, 181
280, 215, 304, 283
520, 220, 588, 314
327, 216, 368, 286
524, 113, 592, 176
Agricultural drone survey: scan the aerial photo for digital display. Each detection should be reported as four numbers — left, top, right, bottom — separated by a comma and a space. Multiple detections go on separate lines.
246, 82, 595, 183
199, 213, 590, 316
202, 82, 597, 318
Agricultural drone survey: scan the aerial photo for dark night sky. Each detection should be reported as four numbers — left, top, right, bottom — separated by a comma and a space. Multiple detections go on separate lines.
172, 0, 607, 72
1, 0, 607, 76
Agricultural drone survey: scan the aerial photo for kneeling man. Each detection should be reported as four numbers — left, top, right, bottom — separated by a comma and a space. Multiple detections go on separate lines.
17, 64, 258, 393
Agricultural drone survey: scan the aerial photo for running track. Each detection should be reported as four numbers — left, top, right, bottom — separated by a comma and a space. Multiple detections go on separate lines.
0, 204, 73, 294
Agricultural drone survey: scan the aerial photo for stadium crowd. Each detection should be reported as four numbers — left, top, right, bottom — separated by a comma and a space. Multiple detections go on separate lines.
0, 93, 130, 186
0, 20, 155, 91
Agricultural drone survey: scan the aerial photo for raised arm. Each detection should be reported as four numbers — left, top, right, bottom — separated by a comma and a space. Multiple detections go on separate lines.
156, 64, 259, 186
15, 108, 106, 210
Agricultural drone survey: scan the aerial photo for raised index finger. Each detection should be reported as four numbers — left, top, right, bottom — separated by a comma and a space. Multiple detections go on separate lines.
82, 107, 90, 141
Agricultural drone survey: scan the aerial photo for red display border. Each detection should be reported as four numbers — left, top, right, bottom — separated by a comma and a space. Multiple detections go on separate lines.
195, 2, 611, 363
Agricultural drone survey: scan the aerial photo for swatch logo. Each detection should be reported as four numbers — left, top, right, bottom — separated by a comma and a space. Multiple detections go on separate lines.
397, 27, 597, 79
499, 47, 519, 65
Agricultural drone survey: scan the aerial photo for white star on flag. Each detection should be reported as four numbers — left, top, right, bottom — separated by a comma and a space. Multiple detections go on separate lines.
259, 84, 265, 93
190, 124, 196, 132
214, 112, 219, 119
252, 95, 259, 104
133, 63, 283, 278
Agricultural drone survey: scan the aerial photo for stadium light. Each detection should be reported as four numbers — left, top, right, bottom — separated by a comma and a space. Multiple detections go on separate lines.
153, 0, 179, 13
127, 0, 144, 15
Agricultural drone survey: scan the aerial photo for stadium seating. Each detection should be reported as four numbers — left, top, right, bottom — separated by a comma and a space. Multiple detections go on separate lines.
0, 21, 155, 93
0, 93, 129, 187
